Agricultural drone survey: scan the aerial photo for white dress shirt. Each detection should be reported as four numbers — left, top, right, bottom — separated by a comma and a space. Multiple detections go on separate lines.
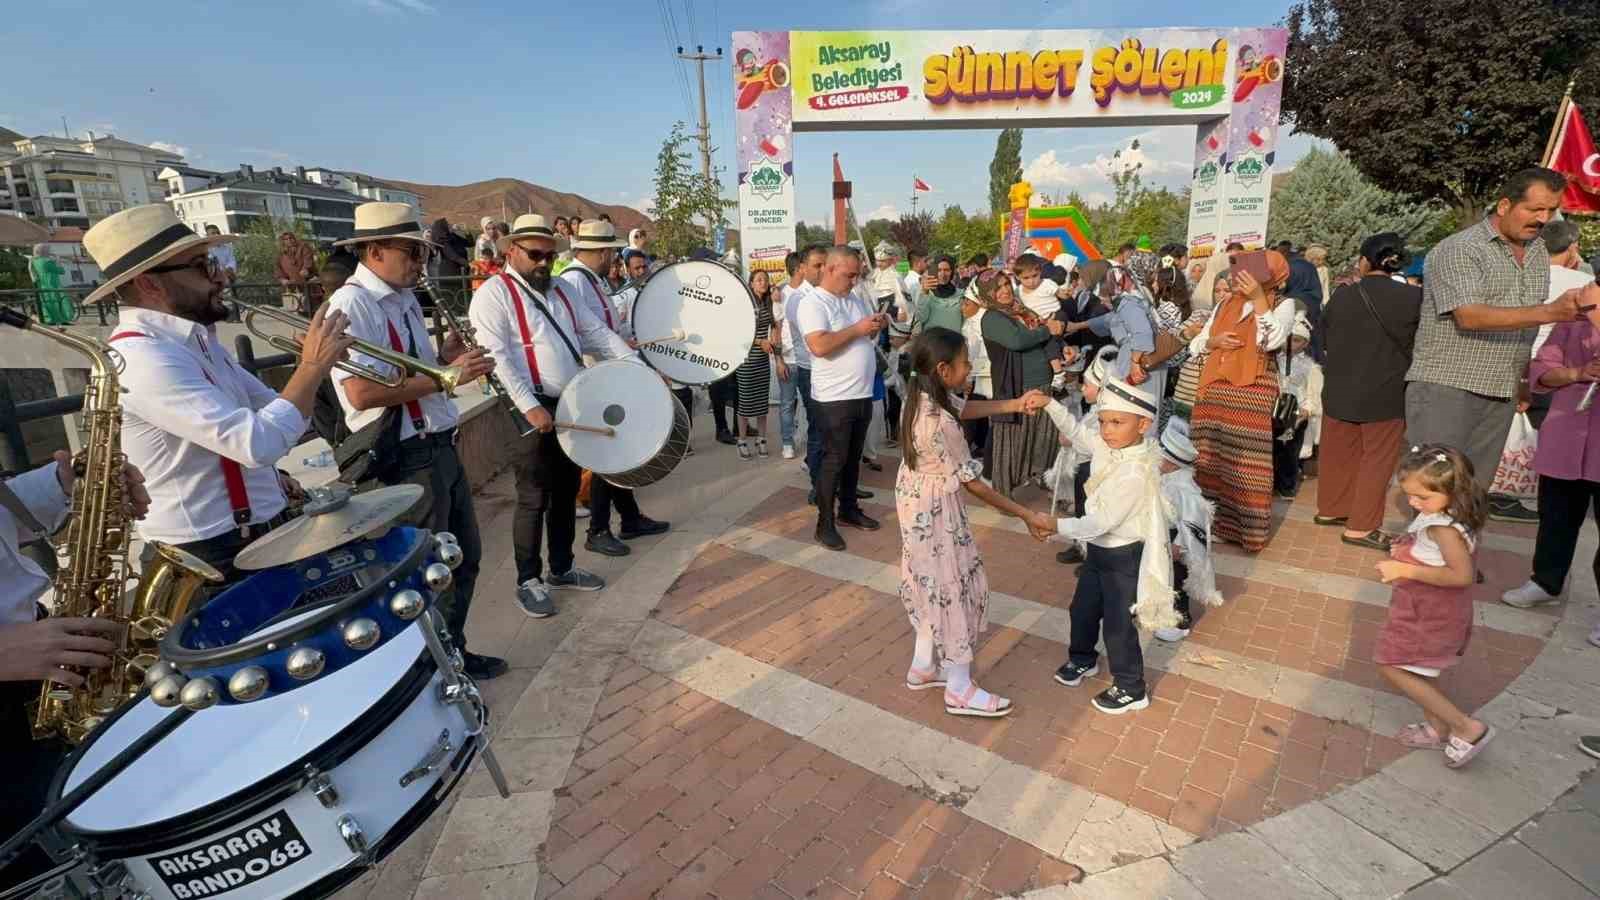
113, 307, 301, 544
468, 269, 638, 413
797, 284, 876, 403
1043, 399, 1153, 548
327, 264, 460, 441
1188, 296, 1296, 355
782, 281, 814, 368
0, 464, 70, 623
558, 261, 626, 339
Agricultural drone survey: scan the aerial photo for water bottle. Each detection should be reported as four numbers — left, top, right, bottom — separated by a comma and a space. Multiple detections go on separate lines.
302, 448, 335, 468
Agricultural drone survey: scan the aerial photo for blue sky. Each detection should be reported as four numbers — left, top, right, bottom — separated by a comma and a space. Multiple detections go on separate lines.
5, 0, 1324, 226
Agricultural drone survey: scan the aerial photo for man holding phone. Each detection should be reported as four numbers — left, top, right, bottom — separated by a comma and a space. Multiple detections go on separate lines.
800, 246, 886, 551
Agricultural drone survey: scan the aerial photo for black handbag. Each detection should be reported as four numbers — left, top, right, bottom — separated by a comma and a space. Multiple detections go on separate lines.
335, 406, 403, 485
1271, 344, 1300, 437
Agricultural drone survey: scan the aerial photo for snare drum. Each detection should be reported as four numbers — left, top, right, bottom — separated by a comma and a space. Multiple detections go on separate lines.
630, 260, 756, 385
557, 361, 689, 489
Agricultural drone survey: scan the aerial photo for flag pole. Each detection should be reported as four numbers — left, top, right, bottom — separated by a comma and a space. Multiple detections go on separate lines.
1542, 78, 1577, 167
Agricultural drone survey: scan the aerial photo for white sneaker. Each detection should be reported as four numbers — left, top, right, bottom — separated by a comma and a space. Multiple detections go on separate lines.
575, 505, 591, 519
1154, 626, 1191, 643
782, 444, 796, 460
1501, 579, 1560, 609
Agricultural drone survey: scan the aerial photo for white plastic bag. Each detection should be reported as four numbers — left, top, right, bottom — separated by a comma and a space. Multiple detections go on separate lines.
1490, 412, 1538, 499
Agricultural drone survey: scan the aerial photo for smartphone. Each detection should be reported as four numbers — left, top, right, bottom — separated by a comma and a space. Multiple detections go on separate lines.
1229, 250, 1272, 285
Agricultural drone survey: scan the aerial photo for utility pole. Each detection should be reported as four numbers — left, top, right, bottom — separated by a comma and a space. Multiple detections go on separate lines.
676, 45, 722, 183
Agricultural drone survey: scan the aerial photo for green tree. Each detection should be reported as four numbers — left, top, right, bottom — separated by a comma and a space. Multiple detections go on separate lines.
0, 248, 29, 291
988, 128, 1024, 219
648, 122, 733, 259
931, 205, 1000, 261
794, 220, 832, 248
233, 216, 315, 286
888, 211, 936, 256
1267, 147, 1447, 269
1284, 0, 1600, 222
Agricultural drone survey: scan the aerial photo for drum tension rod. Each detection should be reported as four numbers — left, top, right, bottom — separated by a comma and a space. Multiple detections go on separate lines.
421, 608, 511, 799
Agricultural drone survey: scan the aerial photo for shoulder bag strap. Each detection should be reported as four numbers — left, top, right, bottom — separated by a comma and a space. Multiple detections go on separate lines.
1355, 279, 1412, 363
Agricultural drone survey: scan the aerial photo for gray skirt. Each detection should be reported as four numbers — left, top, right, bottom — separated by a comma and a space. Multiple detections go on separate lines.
988, 410, 1060, 497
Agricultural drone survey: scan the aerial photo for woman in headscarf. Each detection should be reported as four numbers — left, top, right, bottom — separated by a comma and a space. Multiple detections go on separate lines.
29, 244, 74, 325
972, 268, 1064, 496
1187, 250, 1296, 552
1063, 250, 1166, 419
1171, 252, 1230, 419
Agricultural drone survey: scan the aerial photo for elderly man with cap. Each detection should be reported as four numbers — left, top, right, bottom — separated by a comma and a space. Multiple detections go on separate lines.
81, 205, 354, 586
469, 215, 641, 619
558, 220, 671, 557
325, 202, 504, 679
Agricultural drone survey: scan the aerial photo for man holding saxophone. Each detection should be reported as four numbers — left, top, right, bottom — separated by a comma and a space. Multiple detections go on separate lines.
325, 202, 505, 681
80, 205, 355, 586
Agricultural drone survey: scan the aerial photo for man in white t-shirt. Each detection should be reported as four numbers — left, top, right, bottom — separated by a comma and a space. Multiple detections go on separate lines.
784, 246, 827, 480
797, 246, 886, 551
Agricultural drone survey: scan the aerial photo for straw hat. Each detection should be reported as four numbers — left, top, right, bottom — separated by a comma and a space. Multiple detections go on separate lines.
496, 214, 562, 253
82, 203, 235, 305
570, 219, 626, 250
333, 202, 430, 247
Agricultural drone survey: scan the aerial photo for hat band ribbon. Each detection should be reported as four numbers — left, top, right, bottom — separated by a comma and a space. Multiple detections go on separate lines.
349, 222, 424, 240
100, 224, 198, 280
1103, 381, 1157, 415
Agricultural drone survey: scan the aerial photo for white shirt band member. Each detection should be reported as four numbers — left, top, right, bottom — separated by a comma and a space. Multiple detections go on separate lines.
0, 464, 71, 623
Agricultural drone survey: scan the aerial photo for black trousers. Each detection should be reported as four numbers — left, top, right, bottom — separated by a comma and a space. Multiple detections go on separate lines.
1532, 475, 1600, 596
1073, 460, 1091, 515
672, 387, 695, 437
709, 375, 737, 435
1173, 552, 1192, 621
385, 437, 482, 651
962, 392, 990, 458
815, 397, 872, 524
884, 388, 902, 442
1067, 541, 1147, 693
513, 413, 581, 585
0, 680, 64, 886
1273, 421, 1308, 495
588, 478, 641, 535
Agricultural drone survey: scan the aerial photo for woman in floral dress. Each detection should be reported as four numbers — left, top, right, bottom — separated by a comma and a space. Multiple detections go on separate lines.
897, 327, 1055, 718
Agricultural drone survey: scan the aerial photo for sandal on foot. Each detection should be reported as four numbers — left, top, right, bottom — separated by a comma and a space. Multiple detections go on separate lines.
1313, 515, 1348, 526
1444, 725, 1496, 769
944, 684, 1013, 718
905, 665, 948, 691
1341, 530, 1392, 551
1397, 722, 1446, 751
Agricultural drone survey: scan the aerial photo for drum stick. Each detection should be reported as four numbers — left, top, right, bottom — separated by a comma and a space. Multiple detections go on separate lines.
556, 422, 617, 437
636, 328, 688, 347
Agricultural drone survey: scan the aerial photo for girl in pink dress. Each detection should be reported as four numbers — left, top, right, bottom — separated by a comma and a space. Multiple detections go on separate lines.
1375, 445, 1494, 768
896, 328, 1055, 718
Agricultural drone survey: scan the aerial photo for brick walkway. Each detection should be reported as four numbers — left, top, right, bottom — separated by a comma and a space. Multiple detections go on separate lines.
330, 434, 1600, 899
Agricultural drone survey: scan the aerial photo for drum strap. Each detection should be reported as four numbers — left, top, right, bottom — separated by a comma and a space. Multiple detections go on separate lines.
502, 274, 582, 397
384, 318, 428, 433
569, 267, 616, 329
109, 330, 253, 530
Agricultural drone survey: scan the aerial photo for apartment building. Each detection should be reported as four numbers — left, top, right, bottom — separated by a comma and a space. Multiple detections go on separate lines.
163, 164, 360, 245
1, 133, 184, 229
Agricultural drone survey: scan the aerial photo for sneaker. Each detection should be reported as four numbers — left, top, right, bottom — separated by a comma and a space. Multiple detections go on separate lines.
619, 516, 670, 539
756, 438, 770, 459
1155, 611, 1193, 643
575, 504, 591, 519
737, 440, 753, 461
815, 523, 846, 551
1092, 685, 1150, 715
1580, 736, 1600, 760
462, 651, 509, 680
515, 578, 556, 618
782, 444, 796, 460
1053, 660, 1098, 687
584, 530, 630, 557
1501, 579, 1561, 609
549, 566, 605, 592
1489, 498, 1539, 523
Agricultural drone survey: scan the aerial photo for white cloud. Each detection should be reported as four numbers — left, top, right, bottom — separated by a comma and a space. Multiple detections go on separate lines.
150, 141, 189, 158
864, 203, 898, 222
1024, 129, 1196, 194
1022, 150, 1100, 189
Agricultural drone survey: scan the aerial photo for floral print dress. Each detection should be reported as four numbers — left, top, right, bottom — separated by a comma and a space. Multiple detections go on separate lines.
896, 395, 990, 665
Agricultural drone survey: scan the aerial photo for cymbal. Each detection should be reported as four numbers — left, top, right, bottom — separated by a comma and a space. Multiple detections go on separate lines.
234, 484, 423, 571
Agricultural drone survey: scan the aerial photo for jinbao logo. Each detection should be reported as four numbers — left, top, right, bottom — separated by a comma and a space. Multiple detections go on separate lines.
1234, 153, 1266, 188
1196, 160, 1219, 190
749, 159, 787, 201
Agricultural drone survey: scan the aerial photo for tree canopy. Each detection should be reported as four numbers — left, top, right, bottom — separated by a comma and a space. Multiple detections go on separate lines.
649, 122, 732, 259
1267, 147, 1446, 269
988, 128, 1023, 219
1283, 0, 1600, 220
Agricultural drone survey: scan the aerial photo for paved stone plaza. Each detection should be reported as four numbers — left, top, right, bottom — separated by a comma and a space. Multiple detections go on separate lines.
331, 427, 1600, 900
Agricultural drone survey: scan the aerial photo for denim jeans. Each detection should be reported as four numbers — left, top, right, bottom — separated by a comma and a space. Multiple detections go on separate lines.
777, 366, 799, 448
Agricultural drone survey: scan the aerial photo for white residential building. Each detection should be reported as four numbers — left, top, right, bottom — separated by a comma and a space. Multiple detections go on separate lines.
164, 164, 361, 245
303, 167, 422, 216
2, 133, 185, 229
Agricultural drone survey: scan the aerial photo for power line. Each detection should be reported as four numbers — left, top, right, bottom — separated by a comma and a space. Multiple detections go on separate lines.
654, 0, 695, 122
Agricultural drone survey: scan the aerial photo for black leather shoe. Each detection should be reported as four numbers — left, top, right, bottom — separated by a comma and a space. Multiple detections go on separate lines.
815, 524, 846, 551
1056, 545, 1084, 565
839, 511, 880, 531
715, 430, 737, 445
856, 488, 874, 499
862, 457, 883, 472
584, 530, 631, 557
620, 517, 670, 539
808, 489, 817, 506
462, 652, 508, 680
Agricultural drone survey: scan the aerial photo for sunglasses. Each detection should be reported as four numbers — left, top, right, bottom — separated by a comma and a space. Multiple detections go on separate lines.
379, 241, 432, 262
515, 245, 557, 263
147, 256, 220, 277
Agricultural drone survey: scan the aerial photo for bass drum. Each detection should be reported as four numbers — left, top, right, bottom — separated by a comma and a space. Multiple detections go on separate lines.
629, 260, 756, 385
49, 610, 482, 900
557, 360, 689, 489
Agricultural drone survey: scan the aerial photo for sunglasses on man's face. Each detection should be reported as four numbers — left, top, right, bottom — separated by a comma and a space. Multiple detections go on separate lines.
147, 256, 220, 277
380, 241, 431, 262
516, 245, 557, 263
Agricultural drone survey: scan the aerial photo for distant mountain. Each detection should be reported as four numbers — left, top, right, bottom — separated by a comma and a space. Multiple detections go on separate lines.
381, 176, 651, 233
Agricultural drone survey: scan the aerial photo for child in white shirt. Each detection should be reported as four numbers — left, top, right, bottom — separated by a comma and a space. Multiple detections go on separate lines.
1153, 420, 1223, 642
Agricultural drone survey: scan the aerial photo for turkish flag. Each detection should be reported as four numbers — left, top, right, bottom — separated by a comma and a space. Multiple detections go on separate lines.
1550, 100, 1600, 213
913, 176, 932, 192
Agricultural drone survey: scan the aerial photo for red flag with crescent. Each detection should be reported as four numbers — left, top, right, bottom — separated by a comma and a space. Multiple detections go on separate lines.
1550, 100, 1600, 213
913, 176, 932, 192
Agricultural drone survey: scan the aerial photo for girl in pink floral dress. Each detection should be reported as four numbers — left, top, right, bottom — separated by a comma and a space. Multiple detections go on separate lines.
897, 328, 1055, 718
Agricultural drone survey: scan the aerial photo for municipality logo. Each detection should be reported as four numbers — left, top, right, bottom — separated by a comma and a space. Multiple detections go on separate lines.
1234, 153, 1266, 187
749, 159, 786, 201
1197, 160, 1219, 189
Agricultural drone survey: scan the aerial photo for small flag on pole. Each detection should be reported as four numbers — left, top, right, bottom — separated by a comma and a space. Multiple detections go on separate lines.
913, 176, 932, 192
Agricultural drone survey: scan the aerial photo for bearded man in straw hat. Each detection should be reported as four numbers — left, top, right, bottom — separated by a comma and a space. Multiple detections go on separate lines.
83, 204, 355, 586
467, 215, 643, 618
558, 220, 671, 558
325, 202, 506, 680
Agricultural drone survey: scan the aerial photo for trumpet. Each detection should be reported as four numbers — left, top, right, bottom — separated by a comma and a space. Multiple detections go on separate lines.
421, 277, 536, 438
239, 300, 465, 394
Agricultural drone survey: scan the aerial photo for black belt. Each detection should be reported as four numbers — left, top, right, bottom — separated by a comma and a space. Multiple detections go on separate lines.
398, 427, 458, 450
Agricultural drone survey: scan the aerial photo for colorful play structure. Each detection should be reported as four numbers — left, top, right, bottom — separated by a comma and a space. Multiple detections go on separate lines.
999, 183, 1103, 264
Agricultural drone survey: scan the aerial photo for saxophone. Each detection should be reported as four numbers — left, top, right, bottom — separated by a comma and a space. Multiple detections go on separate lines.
1, 311, 221, 743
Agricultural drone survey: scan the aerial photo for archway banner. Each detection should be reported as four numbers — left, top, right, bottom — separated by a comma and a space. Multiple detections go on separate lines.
733, 27, 1287, 273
